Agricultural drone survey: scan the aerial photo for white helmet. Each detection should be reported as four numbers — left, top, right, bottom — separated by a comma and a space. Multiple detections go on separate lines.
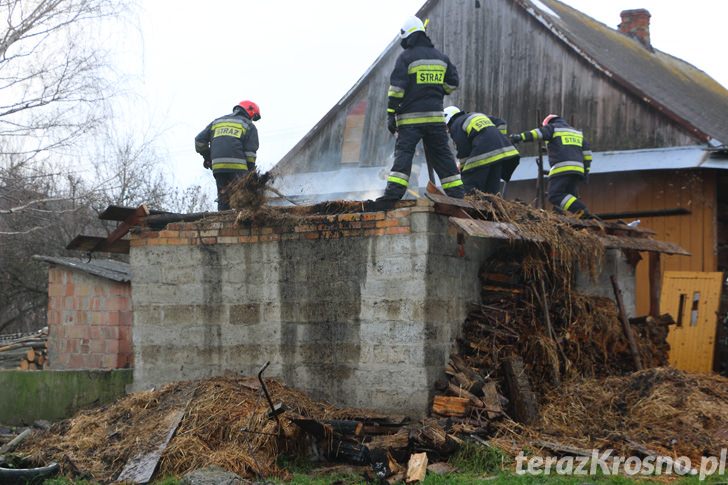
400, 16, 425, 39
444, 106, 461, 125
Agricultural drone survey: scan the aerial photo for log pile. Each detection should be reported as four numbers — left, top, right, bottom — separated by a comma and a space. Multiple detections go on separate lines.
429, 252, 671, 428
0, 327, 49, 370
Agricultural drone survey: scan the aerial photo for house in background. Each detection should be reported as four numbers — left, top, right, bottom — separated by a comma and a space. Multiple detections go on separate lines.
34, 256, 133, 370
272, 0, 728, 372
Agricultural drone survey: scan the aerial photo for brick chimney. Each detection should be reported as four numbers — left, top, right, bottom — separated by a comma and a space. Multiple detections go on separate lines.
619, 9, 652, 49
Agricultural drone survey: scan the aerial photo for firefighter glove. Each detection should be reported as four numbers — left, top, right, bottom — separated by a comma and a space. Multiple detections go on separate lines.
387, 114, 397, 135
509, 134, 522, 144
203, 158, 212, 169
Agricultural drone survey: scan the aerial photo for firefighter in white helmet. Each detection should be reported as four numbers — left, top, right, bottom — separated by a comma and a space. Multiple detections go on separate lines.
379, 16, 464, 201
444, 106, 520, 194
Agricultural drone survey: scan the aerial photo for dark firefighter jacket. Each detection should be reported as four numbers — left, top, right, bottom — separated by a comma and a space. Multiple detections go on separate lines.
515, 117, 592, 178
448, 112, 520, 181
195, 111, 259, 173
387, 32, 459, 127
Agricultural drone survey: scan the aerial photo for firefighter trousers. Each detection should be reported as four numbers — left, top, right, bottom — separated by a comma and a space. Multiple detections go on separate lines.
380, 124, 465, 200
462, 161, 508, 195
214, 171, 246, 211
547, 173, 590, 216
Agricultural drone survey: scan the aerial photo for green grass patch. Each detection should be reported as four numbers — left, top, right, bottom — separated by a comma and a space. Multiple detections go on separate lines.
448, 441, 512, 474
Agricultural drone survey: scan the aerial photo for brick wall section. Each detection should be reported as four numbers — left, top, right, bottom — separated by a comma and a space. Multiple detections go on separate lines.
130, 206, 417, 249
47, 268, 133, 370
129, 201, 498, 415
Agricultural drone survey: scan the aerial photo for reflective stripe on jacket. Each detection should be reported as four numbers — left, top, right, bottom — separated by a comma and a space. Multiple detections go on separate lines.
195, 112, 259, 173
516, 118, 591, 178
448, 112, 520, 179
387, 33, 459, 126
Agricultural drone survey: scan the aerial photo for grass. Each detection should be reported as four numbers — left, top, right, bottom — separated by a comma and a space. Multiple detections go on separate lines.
41, 471, 728, 484
40, 444, 728, 484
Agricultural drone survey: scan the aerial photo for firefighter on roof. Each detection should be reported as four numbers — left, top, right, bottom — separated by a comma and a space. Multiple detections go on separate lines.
195, 100, 261, 211
511, 114, 593, 217
443, 106, 520, 194
379, 16, 464, 200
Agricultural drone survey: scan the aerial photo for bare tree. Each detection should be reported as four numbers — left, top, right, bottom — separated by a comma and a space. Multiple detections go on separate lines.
0, 0, 132, 333
0, 0, 128, 168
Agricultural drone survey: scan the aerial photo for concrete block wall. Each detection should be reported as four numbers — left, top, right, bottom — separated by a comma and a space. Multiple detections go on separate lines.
130, 202, 496, 415
47, 267, 133, 369
575, 249, 637, 317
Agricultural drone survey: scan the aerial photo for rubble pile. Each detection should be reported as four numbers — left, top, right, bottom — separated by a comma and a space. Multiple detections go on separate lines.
18, 376, 460, 482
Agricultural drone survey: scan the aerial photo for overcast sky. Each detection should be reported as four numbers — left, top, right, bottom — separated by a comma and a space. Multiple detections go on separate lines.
122, 1, 728, 192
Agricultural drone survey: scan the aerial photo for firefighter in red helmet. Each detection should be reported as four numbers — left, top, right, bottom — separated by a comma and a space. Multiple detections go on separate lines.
511, 114, 593, 217
195, 100, 261, 210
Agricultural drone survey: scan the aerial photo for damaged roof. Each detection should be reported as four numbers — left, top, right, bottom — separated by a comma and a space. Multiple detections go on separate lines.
33, 255, 131, 283
520, 0, 728, 145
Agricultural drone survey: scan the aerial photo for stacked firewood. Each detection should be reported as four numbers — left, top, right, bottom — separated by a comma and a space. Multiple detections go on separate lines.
0, 327, 49, 370
429, 259, 531, 428
431, 354, 507, 433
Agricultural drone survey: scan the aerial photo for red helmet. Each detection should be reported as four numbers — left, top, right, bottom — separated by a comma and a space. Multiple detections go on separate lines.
542, 114, 558, 126
236, 100, 261, 121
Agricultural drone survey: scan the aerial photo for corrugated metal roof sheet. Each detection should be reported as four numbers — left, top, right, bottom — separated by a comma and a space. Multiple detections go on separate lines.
33, 255, 131, 283
523, 0, 728, 144
273, 146, 727, 201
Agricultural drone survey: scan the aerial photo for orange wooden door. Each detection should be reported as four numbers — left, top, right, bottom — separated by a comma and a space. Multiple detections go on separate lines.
660, 271, 724, 373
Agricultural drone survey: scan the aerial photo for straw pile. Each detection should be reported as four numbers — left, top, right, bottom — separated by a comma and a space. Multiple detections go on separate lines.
466, 193, 605, 286
493, 368, 728, 462
19, 376, 384, 482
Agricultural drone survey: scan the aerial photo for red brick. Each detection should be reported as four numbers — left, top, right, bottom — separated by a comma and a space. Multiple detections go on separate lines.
68, 354, 85, 369
101, 326, 119, 339
385, 226, 411, 235
101, 355, 117, 369
364, 229, 386, 236
259, 234, 280, 242
68, 326, 89, 340
89, 326, 103, 340
320, 231, 341, 239
54, 353, 69, 368
130, 239, 147, 248
67, 339, 79, 353
294, 225, 317, 233
238, 236, 259, 243
107, 297, 130, 312
105, 339, 120, 354
200, 237, 218, 245
375, 219, 399, 228
337, 213, 362, 222
90, 339, 105, 353
167, 237, 191, 246
260, 227, 274, 235
119, 311, 133, 326
218, 228, 239, 237
86, 354, 103, 368
386, 208, 411, 219
362, 212, 386, 221
304, 232, 320, 240
119, 353, 134, 368
119, 338, 133, 355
